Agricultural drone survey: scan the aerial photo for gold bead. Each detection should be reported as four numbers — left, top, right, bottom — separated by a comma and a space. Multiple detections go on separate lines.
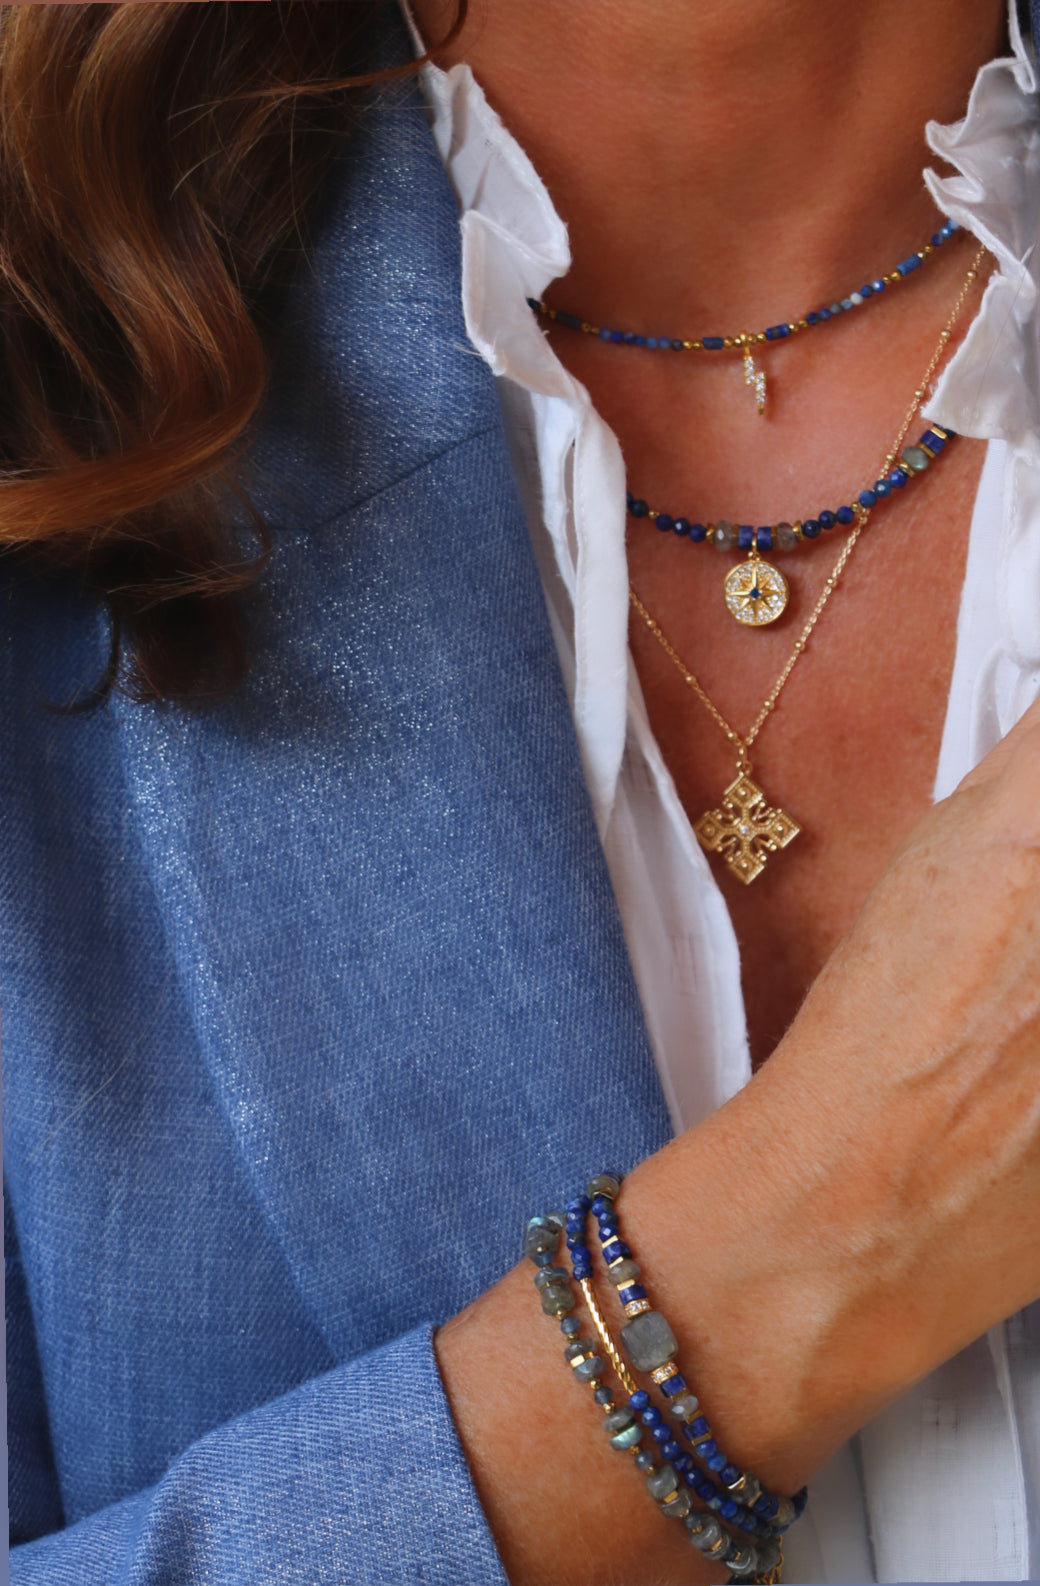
650, 1362, 679, 1385
624, 1298, 652, 1318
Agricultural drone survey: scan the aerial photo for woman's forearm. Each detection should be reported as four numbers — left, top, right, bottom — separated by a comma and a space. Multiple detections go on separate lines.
438, 706, 1040, 1584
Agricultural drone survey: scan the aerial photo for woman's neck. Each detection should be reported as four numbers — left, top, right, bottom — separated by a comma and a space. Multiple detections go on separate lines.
413, 0, 1008, 325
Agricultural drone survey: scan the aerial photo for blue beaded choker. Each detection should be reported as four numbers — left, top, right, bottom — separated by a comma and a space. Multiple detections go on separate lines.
629, 422, 953, 628
529, 220, 960, 415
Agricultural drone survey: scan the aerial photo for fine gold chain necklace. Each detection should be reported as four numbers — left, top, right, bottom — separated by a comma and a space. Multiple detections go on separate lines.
629, 244, 987, 886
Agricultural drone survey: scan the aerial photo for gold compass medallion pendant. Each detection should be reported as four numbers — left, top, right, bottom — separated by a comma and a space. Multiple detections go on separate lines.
722, 554, 789, 626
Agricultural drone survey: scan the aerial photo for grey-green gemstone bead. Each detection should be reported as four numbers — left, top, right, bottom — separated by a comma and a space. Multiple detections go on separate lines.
727, 1545, 757, 1578
634, 1450, 656, 1471
603, 1408, 635, 1435
661, 1489, 692, 1520
585, 1173, 621, 1200
901, 444, 930, 472
564, 1340, 594, 1363
573, 1354, 602, 1382
606, 1258, 641, 1287
620, 1309, 678, 1371
756, 1540, 781, 1574
775, 521, 797, 550
713, 520, 736, 550
774, 1497, 796, 1527
540, 1285, 574, 1316
534, 1264, 569, 1290
545, 1210, 566, 1232
523, 1220, 558, 1258
646, 1464, 679, 1501
669, 1393, 700, 1420
729, 1473, 760, 1506
687, 1515, 723, 1554
609, 1421, 643, 1450
560, 1314, 581, 1336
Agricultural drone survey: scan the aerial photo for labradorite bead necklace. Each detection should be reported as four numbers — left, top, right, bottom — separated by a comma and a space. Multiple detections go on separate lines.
528, 219, 961, 416
628, 420, 955, 629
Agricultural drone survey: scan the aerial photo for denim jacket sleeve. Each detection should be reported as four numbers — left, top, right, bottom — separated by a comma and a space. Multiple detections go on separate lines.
9, 1320, 509, 1586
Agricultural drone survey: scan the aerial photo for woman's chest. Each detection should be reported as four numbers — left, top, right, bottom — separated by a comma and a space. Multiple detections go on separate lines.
626, 436, 985, 1067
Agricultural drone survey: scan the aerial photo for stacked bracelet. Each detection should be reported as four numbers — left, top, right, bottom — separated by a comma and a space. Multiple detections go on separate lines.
525, 1174, 800, 1582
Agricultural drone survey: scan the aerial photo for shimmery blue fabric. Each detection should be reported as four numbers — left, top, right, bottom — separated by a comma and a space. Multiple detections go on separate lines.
0, 35, 671, 1586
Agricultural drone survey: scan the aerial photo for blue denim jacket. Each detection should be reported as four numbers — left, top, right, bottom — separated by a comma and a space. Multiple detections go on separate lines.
1, 42, 673, 1586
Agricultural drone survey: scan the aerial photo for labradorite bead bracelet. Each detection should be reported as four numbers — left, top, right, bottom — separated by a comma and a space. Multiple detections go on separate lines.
526, 1210, 773, 1580
526, 1176, 796, 1582
528, 220, 959, 354
627, 422, 954, 554
580, 1179, 808, 1535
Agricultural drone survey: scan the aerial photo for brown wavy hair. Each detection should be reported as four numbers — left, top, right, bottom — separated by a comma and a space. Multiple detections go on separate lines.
0, 1, 465, 705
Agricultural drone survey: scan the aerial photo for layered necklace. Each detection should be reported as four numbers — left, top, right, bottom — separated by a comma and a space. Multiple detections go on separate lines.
546, 235, 987, 885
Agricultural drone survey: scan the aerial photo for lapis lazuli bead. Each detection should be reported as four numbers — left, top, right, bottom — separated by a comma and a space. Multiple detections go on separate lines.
818, 307, 831, 320
623, 332, 638, 345
559, 311, 583, 330
589, 1194, 612, 1216
871, 279, 886, 293
652, 1424, 672, 1445
601, 1239, 630, 1264
646, 337, 659, 349
673, 1452, 692, 1473
818, 510, 835, 529
707, 1452, 727, 1473
662, 1439, 682, 1460
655, 514, 674, 533
629, 1389, 650, 1412
660, 1373, 687, 1397
873, 478, 891, 497
765, 323, 791, 340
802, 519, 821, 538
718, 1497, 739, 1519
610, 329, 623, 343
920, 427, 947, 453
617, 1283, 647, 1305
756, 527, 772, 551
889, 468, 909, 487
640, 1406, 663, 1428
598, 327, 612, 340
897, 254, 923, 275
697, 1439, 719, 1459
738, 525, 754, 551
806, 311, 821, 325
691, 522, 707, 542
566, 1195, 589, 1214
858, 489, 876, 508
629, 498, 648, 517
720, 1463, 740, 1485
671, 339, 684, 351
703, 336, 724, 350
860, 283, 874, 297
687, 1416, 710, 1438
674, 517, 691, 536
835, 505, 855, 524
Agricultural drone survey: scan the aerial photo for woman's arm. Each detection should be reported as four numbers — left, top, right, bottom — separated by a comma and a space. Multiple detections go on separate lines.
438, 694, 1040, 1584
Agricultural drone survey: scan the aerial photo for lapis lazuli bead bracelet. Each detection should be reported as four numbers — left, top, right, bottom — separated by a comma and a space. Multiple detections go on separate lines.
526, 1172, 799, 1582
527, 221, 959, 353
626, 423, 953, 554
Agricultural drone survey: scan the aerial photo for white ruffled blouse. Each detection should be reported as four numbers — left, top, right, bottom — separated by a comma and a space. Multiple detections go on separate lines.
409, 3, 1040, 1578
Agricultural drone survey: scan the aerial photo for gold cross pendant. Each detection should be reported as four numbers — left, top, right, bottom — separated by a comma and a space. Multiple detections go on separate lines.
694, 771, 800, 884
